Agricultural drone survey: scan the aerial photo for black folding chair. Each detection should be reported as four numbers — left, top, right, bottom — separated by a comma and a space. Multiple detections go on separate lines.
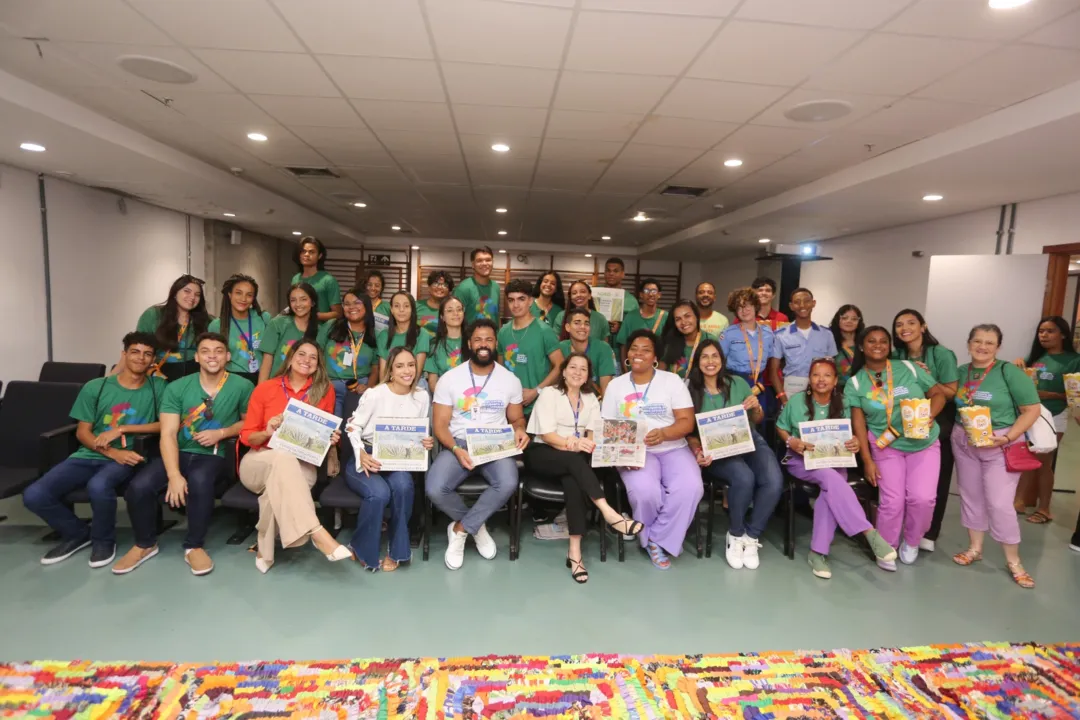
39, 362, 107, 385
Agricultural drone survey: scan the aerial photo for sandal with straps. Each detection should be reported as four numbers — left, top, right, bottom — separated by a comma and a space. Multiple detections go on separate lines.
647, 542, 671, 570
1007, 561, 1035, 589
565, 554, 589, 584
609, 517, 644, 537
952, 548, 982, 566
1026, 510, 1053, 525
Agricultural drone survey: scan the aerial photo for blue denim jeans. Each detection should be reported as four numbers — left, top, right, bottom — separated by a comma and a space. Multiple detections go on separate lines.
23, 456, 140, 546
344, 447, 414, 568
703, 428, 783, 539
425, 439, 518, 535
125, 454, 225, 549
331, 379, 369, 422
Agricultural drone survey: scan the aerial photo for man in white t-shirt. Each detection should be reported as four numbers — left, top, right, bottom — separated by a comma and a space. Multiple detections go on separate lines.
428, 319, 529, 570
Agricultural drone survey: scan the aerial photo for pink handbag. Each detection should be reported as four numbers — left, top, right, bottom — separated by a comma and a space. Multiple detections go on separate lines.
1003, 442, 1041, 472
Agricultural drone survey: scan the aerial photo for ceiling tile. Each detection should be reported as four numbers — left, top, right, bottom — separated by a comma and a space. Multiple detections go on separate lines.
540, 138, 624, 163
130, 0, 304, 51
352, 99, 454, 132
272, 0, 433, 58
690, 22, 863, 86
632, 115, 739, 149
441, 63, 557, 108
566, 11, 722, 75
554, 71, 675, 114
915, 44, 1080, 106
533, 160, 606, 192
0, 39, 114, 91
244, 136, 330, 166
750, 88, 895, 130
169, 91, 276, 125
711, 124, 825, 157
581, 0, 737, 14
319, 145, 397, 166
467, 157, 537, 187
882, 0, 1080, 41
339, 164, 410, 183
452, 105, 549, 137
546, 109, 645, 142
319, 56, 444, 101
0, 0, 174, 45
398, 154, 469, 185
668, 150, 782, 188
288, 125, 379, 147
425, 0, 573, 68
49, 85, 175, 124
615, 143, 702, 169
250, 95, 361, 127
1024, 8, 1080, 49
735, 0, 912, 29
656, 79, 788, 123
374, 129, 460, 155
592, 173, 662, 194
192, 50, 339, 96
846, 97, 994, 138
459, 133, 542, 162
55, 42, 233, 93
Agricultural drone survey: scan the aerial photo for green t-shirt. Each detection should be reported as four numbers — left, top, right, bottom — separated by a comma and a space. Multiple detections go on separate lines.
136, 305, 198, 366
1028, 352, 1080, 415
70, 375, 167, 460
777, 392, 850, 438
161, 373, 254, 456
836, 346, 856, 387
207, 311, 273, 374
845, 360, 939, 452
453, 276, 501, 326
530, 300, 562, 331
417, 299, 442, 336
553, 308, 609, 344
424, 335, 464, 376
698, 375, 754, 414
892, 344, 960, 386
498, 319, 561, 406
260, 315, 328, 376
377, 327, 432, 360
557, 339, 617, 383
322, 326, 378, 382
667, 331, 716, 379
291, 270, 341, 314
955, 361, 1042, 429
615, 308, 668, 347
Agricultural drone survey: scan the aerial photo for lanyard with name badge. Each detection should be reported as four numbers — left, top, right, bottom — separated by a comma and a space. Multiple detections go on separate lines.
740, 324, 765, 394
567, 392, 583, 437
345, 329, 365, 381
181, 371, 230, 455
232, 315, 259, 373
872, 361, 900, 449
467, 364, 494, 420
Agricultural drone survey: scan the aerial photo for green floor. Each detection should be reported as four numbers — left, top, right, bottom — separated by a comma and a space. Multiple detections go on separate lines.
1, 491, 1078, 663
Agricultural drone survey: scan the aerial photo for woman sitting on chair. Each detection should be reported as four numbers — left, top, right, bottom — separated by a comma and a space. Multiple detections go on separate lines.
775, 356, 897, 579
526, 352, 643, 584
239, 340, 352, 573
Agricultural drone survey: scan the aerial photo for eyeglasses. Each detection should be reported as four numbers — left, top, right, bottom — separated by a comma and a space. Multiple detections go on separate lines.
202, 395, 215, 421
641, 289, 659, 296
430, 281, 448, 288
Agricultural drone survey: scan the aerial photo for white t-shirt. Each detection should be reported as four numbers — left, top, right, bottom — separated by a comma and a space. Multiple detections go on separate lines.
434, 361, 523, 440
601, 369, 693, 453
346, 383, 430, 446
527, 386, 602, 445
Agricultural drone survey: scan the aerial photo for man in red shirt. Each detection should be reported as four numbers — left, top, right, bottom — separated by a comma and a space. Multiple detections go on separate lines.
751, 277, 789, 408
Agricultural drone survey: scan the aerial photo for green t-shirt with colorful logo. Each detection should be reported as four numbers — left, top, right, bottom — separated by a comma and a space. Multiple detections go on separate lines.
530, 300, 562, 331
417, 299, 442, 336
955, 361, 1042, 429
70, 375, 167, 460
260, 315, 328, 376
777, 391, 850, 438
161, 373, 254, 456
136, 305, 198, 367
892, 343, 960, 386
615, 308, 668, 347
377, 327, 432, 361
424, 335, 463, 377
668, 332, 716, 379
698, 375, 754, 414
453, 277, 501, 326
553, 308, 609, 344
207, 311, 273, 374
321, 326, 378, 382
1028, 352, 1080, 414
557, 339, 617, 383
290, 270, 341, 315
836, 345, 856, 387
844, 359, 939, 452
498, 319, 561, 408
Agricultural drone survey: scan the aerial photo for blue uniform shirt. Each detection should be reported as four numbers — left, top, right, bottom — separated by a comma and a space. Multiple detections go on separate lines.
775, 322, 837, 378
719, 324, 779, 376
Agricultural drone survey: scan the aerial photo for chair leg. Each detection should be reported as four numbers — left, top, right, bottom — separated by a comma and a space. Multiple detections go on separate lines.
599, 508, 607, 563
0, 515, 6, 523
615, 481, 625, 562
510, 482, 523, 561
695, 496, 704, 559
422, 498, 431, 561
784, 484, 795, 559
226, 510, 256, 545
705, 481, 716, 559
155, 503, 178, 535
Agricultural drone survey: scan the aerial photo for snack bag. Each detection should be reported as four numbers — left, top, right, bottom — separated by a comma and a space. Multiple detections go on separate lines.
1024, 367, 1038, 384
1064, 373, 1080, 410
959, 406, 993, 447
900, 398, 931, 439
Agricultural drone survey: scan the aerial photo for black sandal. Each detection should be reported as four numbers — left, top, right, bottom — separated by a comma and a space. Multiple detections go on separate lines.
566, 555, 589, 584
609, 517, 644, 537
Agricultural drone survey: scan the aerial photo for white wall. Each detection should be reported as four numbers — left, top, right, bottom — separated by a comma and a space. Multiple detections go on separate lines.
207, 222, 284, 316
701, 253, 763, 320
0, 165, 49, 384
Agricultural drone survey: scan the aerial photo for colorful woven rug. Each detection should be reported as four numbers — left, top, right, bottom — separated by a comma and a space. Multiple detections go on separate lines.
1, 642, 1077, 718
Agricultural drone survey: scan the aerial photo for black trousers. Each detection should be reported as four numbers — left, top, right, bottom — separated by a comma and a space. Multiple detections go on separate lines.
1071, 508, 1080, 547
925, 405, 957, 542
526, 443, 604, 536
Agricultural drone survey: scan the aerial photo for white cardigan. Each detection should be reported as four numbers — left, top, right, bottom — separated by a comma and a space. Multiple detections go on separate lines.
346, 383, 430, 446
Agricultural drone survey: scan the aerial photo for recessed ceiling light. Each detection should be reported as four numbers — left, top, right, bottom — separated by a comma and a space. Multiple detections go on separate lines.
353, 202, 367, 208
497, 230, 507, 235
292, 231, 302, 236
391, 225, 401, 231
411, 245, 420, 250
601, 235, 611, 240
784, 99, 853, 123
989, 0, 1031, 7
491, 143, 510, 153
585, 253, 593, 258
247, 132, 268, 142
495, 207, 508, 213
922, 194, 944, 202
723, 158, 743, 167
498, 249, 507, 254
758, 238, 771, 244
20, 142, 45, 152
632, 211, 649, 222
223, 212, 236, 217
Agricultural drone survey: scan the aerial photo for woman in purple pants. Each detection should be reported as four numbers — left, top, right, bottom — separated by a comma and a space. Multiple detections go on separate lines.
776, 357, 897, 579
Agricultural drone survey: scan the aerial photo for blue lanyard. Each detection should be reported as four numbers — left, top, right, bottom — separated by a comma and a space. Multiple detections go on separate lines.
280, 376, 310, 403
631, 371, 654, 408
231, 314, 254, 350
568, 393, 582, 437
468, 364, 494, 400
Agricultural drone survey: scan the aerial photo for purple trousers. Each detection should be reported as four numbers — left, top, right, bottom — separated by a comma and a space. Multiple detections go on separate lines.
786, 454, 872, 556
951, 424, 1022, 545
869, 433, 940, 548
619, 445, 703, 557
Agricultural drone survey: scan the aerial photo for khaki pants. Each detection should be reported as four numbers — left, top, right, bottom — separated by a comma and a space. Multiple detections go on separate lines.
239, 449, 319, 565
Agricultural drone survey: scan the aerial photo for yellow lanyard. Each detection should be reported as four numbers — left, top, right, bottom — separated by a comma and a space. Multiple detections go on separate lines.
740, 324, 765, 385
684, 332, 703, 376
180, 372, 229, 430
349, 330, 364, 379
873, 361, 900, 441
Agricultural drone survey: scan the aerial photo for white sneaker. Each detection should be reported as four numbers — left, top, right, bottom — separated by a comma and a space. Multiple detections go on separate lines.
725, 532, 744, 570
473, 523, 497, 560
445, 522, 467, 570
899, 541, 919, 565
1070, 543, 1080, 553
742, 537, 761, 570
919, 537, 936, 552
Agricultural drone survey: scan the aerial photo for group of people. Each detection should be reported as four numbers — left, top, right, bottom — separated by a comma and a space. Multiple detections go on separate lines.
18, 236, 1078, 589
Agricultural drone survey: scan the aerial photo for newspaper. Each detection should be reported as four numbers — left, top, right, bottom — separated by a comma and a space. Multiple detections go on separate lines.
591, 418, 646, 468
367, 417, 429, 472
465, 425, 522, 466
268, 398, 342, 466
799, 419, 857, 470
592, 287, 626, 324
696, 406, 754, 460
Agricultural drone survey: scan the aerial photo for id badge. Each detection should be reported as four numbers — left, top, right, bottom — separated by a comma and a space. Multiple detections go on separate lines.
343, 351, 354, 366
251, 336, 261, 350
516, 353, 527, 364
248, 356, 259, 373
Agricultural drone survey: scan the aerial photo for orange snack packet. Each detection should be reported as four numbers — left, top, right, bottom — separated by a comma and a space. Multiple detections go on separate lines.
900, 398, 931, 439
959, 406, 993, 448
1064, 373, 1080, 410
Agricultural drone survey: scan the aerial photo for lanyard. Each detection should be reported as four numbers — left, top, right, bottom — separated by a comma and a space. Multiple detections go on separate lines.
567, 392, 582, 437
280, 376, 311, 403
180, 372, 230, 429
684, 333, 703, 376
468, 364, 495, 413
740, 324, 765, 386
231, 315, 254, 351
348, 329, 365, 379
963, 360, 996, 402
631, 371, 655, 411
703, 387, 725, 411
645, 310, 665, 333
871, 361, 900, 438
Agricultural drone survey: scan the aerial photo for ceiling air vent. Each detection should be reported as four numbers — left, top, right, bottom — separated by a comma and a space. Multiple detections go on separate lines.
661, 185, 708, 198
285, 166, 339, 179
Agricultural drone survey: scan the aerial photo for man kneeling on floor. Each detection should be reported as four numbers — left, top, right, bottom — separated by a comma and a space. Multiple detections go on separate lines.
24, 332, 165, 567
427, 319, 529, 569
113, 332, 254, 576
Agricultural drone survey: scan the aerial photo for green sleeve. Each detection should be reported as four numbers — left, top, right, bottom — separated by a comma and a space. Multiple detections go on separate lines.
160, 380, 184, 416
553, 310, 564, 333
376, 330, 389, 359
843, 375, 860, 410
290, 272, 301, 287
238, 378, 254, 409
933, 346, 960, 384
414, 329, 432, 355
452, 282, 475, 312
70, 379, 105, 424
542, 325, 560, 357
260, 317, 283, 359
776, 395, 797, 435
316, 321, 331, 345
615, 315, 630, 346
728, 375, 752, 406
207, 317, 220, 333
596, 342, 616, 377
912, 362, 937, 394
324, 274, 342, 309
1002, 361, 1041, 407
424, 352, 438, 374
136, 306, 158, 333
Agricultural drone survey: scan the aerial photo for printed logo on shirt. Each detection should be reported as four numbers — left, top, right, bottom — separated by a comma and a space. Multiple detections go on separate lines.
180, 405, 223, 443
502, 343, 525, 372
447, 347, 462, 368
475, 294, 498, 321
102, 402, 150, 430
618, 390, 644, 418
278, 339, 298, 364
956, 385, 993, 407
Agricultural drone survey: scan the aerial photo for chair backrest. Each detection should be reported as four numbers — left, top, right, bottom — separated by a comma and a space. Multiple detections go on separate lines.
0, 381, 83, 468
39, 362, 107, 384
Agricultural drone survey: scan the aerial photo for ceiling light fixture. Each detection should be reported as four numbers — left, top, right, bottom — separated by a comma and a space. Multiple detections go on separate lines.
632, 211, 649, 222
989, 0, 1032, 7
497, 230, 507, 235
723, 158, 743, 167
784, 99, 853, 123
247, 132, 268, 142
353, 202, 367, 208
922, 194, 944, 202
292, 231, 302, 236
391, 225, 401, 231
20, 142, 45, 152
223, 212, 236, 217
758, 238, 771, 244
411, 245, 420, 250
585, 253, 593, 258
498, 249, 507, 254
495, 207, 508, 213
491, 143, 510, 153
117, 55, 197, 84
601, 235, 611, 240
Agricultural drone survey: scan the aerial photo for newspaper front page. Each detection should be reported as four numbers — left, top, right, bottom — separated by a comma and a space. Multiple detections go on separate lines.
268, 398, 342, 465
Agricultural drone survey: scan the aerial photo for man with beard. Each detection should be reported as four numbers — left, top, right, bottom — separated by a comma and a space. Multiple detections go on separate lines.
695, 282, 729, 337
427, 319, 529, 570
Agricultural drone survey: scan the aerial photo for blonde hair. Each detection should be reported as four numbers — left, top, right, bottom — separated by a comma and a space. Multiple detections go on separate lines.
272, 340, 331, 405
382, 346, 419, 391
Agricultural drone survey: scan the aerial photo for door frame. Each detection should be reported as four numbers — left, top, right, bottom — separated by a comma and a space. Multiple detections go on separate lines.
1042, 243, 1080, 317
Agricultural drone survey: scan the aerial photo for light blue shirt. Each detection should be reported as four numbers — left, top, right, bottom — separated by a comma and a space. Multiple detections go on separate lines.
719, 324, 779, 377
775, 322, 837, 378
